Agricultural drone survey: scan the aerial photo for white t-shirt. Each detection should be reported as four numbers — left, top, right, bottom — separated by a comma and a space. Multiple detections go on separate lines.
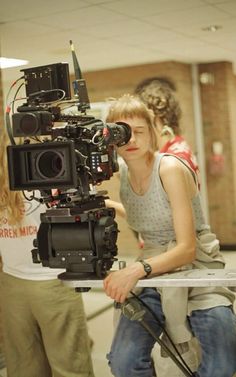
0, 198, 65, 280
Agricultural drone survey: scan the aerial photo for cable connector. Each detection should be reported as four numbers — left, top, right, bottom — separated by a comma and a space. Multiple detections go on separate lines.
121, 298, 146, 321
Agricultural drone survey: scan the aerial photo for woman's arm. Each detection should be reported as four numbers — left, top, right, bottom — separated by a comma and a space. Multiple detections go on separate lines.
103, 156, 197, 302
146, 156, 196, 274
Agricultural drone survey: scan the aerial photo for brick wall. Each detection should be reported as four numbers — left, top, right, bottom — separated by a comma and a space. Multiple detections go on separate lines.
199, 62, 236, 242
82, 60, 236, 245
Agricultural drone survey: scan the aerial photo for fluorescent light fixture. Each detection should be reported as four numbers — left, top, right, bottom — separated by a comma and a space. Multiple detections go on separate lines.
0, 57, 29, 69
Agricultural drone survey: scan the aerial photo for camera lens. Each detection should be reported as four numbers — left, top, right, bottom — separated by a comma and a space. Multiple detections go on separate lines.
36, 151, 64, 179
20, 113, 39, 135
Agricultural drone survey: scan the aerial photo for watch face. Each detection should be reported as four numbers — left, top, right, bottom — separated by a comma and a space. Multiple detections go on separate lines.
140, 260, 152, 276
144, 264, 152, 274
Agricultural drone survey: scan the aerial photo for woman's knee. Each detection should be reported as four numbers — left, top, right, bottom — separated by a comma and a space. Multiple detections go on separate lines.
107, 349, 133, 377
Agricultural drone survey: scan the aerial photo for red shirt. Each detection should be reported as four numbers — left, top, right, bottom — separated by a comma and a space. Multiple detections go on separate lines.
160, 135, 200, 187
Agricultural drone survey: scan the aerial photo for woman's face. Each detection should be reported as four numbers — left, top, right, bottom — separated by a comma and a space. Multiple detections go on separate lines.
116, 117, 151, 162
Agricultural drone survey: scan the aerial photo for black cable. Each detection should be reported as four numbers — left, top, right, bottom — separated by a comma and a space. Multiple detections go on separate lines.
130, 290, 196, 377
5, 76, 24, 145
139, 319, 193, 377
130, 290, 196, 376
5, 76, 24, 107
5, 111, 15, 145
12, 82, 24, 114
28, 88, 66, 103
22, 191, 35, 201
122, 296, 196, 377
131, 291, 190, 365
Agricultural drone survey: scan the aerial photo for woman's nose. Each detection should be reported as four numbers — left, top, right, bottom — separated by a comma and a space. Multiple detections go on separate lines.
129, 131, 136, 143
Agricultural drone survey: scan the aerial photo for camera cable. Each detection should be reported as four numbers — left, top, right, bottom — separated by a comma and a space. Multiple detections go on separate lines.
5, 77, 24, 145
120, 290, 197, 377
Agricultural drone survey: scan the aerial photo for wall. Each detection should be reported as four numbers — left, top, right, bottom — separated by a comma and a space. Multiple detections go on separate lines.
82, 60, 236, 245
199, 62, 236, 242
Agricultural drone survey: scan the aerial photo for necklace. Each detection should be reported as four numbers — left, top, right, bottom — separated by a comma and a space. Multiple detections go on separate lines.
129, 169, 153, 195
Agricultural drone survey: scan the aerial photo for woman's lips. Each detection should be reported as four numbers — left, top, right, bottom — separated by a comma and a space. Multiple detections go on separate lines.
126, 147, 139, 151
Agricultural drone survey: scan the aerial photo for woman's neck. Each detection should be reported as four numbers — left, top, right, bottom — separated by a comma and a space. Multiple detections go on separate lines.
126, 155, 155, 195
127, 155, 154, 175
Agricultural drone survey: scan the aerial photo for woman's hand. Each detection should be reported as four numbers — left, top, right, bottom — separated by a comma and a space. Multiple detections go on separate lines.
103, 263, 144, 303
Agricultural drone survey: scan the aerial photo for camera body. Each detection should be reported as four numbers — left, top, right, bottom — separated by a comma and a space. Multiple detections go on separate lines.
7, 61, 131, 281
7, 119, 129, 193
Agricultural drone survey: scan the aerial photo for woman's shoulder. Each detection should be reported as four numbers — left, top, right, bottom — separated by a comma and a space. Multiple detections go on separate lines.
157, 153, 194, 182
158, 153, 198, 197
158, 153, 186, 172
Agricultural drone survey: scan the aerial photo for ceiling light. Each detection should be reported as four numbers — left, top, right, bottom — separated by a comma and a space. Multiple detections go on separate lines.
0, 57, 28, 69
202, 25, 222, 32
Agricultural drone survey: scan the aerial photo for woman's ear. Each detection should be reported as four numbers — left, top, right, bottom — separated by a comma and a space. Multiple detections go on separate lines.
160, 125, 175, 137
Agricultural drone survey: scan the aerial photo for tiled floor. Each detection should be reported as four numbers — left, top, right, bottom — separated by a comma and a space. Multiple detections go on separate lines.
0, 251, 236, 377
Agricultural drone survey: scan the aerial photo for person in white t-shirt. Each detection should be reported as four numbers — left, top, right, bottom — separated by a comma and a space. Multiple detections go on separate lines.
0, 129, 95, 377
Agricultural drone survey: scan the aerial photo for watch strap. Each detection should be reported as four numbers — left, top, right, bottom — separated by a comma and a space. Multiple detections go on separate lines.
138, 259, 152, 277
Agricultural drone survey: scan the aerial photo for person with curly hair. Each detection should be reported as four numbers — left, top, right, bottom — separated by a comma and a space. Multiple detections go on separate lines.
134, 77, 200, 186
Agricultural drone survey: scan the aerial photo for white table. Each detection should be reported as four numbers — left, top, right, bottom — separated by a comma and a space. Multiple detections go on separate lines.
62, 268, 236, 289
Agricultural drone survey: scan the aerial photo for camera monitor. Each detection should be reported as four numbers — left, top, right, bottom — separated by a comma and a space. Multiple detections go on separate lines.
22, 63, 71, 103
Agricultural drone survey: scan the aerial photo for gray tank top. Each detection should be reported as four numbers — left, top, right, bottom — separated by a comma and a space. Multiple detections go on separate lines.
119, 153, 209, 247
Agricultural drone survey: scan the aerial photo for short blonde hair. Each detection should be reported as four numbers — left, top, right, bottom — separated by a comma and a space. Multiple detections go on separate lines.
106, 94, 158, 152
0, 128, 24, 225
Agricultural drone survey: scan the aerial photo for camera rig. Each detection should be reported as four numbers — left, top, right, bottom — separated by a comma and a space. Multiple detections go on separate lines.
6, 42, 131, 281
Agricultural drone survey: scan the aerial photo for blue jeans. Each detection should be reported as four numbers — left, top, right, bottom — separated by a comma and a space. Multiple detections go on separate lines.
107, 288, 236, 377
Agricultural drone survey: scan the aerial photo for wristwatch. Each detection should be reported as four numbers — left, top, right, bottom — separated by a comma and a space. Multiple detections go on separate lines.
138, 259, 152, 277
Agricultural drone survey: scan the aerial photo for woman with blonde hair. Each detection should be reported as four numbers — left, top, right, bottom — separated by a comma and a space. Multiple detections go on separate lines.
104, 94, 236, 377
0, 127, 94, 377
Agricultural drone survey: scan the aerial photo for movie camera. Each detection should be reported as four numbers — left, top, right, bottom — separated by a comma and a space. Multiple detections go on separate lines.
6, 42, 131, 282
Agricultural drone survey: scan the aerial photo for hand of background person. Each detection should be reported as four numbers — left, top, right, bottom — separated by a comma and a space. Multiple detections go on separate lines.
105, 199, 126, 218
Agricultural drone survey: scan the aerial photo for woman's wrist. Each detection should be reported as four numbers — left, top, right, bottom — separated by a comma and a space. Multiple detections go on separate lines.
138, 260, 152, 277
130, 262, 147, 279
